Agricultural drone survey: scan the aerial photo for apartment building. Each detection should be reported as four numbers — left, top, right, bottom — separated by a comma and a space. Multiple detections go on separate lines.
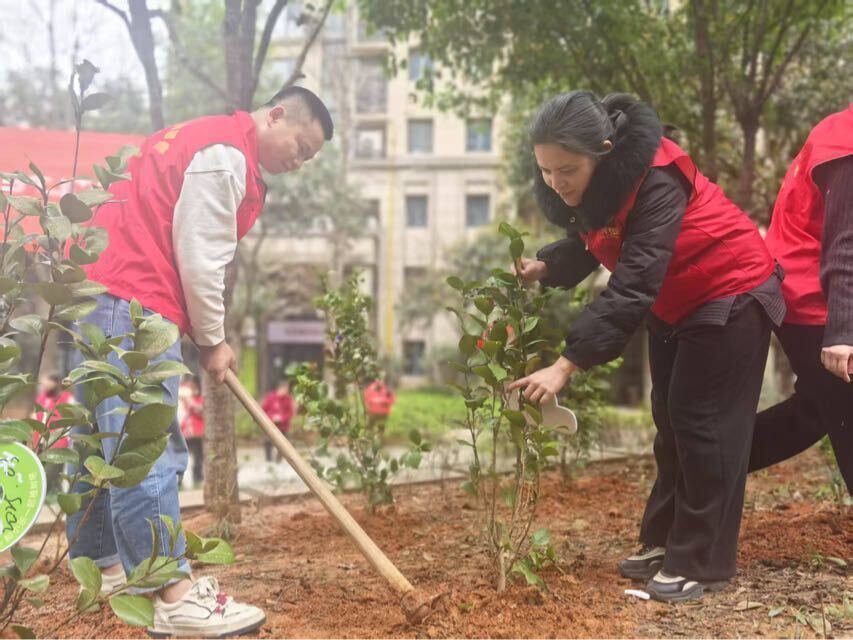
255, 2, 508, 388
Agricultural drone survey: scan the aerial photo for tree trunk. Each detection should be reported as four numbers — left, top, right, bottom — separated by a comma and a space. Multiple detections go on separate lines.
202, 260, 242, 535
735, 117, 760, 216
690, 0, 718, 181
127, 0, 165, 130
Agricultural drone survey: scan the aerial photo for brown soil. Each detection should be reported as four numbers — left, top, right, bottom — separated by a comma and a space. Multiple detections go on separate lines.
15, 448, 852, 638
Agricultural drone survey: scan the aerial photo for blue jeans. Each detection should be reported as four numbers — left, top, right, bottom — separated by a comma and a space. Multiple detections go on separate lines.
67, 294, 190, 592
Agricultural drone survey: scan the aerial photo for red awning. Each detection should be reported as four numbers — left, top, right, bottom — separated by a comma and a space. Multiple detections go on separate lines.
0, 126, 144, 234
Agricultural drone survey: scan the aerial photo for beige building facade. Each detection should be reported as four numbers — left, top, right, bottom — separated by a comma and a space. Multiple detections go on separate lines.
255, 2, 508, 387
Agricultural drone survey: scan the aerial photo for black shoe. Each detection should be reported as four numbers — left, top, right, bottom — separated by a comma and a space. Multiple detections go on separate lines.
618, 545, 665, 580
646, 570, 729, 603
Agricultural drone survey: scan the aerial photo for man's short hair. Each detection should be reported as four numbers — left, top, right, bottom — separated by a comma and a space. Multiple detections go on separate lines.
265, 86, 334, 141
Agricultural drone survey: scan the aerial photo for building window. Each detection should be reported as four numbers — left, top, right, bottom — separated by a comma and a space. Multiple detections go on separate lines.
408, 119, 433, 154
406, 195, 428, 228
364, 199, 380, 231
354, 126, 385, 158
466, 194, 490, 227
466, 119, 492, 152
355, 58, 387, 114
403, 340, 426, 375
404, 267, 428, 289
276, 2, 306, 39
408, 50, 433, 82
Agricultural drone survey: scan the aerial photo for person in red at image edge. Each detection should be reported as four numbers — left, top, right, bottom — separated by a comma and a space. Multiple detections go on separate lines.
32, 373, 74, 492
364, 379, 396, 433
508, 91, 786, 603
67, 85, 333, 638
749, 103, 853, 493
261, 379, 294, 463
178, 376, 205, 486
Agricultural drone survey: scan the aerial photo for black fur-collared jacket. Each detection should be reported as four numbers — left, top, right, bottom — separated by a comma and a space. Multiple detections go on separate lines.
533, 101, 693, 369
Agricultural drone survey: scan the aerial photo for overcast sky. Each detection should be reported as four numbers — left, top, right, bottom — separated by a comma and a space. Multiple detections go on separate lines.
0, 0, 161, 87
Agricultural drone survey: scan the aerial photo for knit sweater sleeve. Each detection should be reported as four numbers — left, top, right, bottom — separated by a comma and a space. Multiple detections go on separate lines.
172, 144, 247, 347
817, 155, 853, 346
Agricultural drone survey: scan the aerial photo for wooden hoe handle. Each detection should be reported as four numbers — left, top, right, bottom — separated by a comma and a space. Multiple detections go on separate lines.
224, 370, 415, 595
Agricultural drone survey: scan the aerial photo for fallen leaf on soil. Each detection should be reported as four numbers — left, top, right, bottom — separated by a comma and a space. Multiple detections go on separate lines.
806, 613, 832, 636
734, 600, 763, 611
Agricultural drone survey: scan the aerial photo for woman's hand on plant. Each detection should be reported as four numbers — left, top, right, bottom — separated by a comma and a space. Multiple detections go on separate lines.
513, 258, 548, 284
507, 356, 578, 403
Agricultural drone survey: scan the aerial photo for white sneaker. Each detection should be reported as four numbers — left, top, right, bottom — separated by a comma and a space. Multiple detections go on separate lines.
100, 568, 127, 594
148, 576, 266, 638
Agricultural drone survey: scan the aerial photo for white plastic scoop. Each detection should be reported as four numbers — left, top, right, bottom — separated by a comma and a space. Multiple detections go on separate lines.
507, 389, 578, 434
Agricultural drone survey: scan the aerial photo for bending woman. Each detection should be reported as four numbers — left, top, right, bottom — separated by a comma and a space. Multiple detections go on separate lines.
507, 91, 785, 603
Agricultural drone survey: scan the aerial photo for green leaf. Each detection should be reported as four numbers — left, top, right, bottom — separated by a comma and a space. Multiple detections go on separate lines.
523, 316, 540, 334
409, 429, 422, 446
129, 299, 143, 323
81, 92, 110, 112
134, 316, 179, 359
57, 492, 82, 515
458, 334, 477, 357
488, 363, 508, 381
18, 574, 49, 593
69, 279, 108, 298
120, 351, 149, 372
79, 360, 124, 379
41, 214, 72, 242
7, 196, 43, 217
511, 559, 545, 589
0, 276, 19, 294
138, 361, 191, 385
768, 606, 786, 618
59, 193, 93, 223
446, 276, 464, 290
26, 597, 44, 609
10, 314, 44, 337
76, 59, 99, 93
125, 404, 175, 440
474, 296, 494, 316
509, 236, 524, 260
29, 282, 72, 306
127, 556, 187, 589
184, 530, 203, 556
502, 408, 526, 428
40, 448, 79, 466
27, 163, 45, 191
11, 546, 38, 575
111, 435, 169, 488
93, 164, 126, 191
75, 188, 113, 208
0, 420, 33, 443
75, 588, 100, 614
10, 625, 35, 639
531, 528, 551, 547
70, 556, 102, 594
53, 261, 88, 283
84, 455, 125, 482
109, 594, 154, 628
195, 538, 236, 565
54, 299, 98, 322
79, 322, 105, 349
69, 244, 99, 265
498, 222, 521, 238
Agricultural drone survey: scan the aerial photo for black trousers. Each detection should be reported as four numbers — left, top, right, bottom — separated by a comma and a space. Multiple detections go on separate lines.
640, 299, 771, 582
749, 323, 853, 492
186, 437, 204, 485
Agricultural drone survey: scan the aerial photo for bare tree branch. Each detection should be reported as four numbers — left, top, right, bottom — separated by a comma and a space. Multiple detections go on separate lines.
94, 0, 130, 29
252, 0, 290, 93
277, 0, 334, 93
150, 8, 231, 105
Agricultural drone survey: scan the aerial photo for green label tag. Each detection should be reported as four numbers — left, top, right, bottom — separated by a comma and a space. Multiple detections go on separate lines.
0, 443, 46, 552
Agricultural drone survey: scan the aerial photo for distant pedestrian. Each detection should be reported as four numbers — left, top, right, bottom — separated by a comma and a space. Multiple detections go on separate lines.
32, 373, 74, 492
178, 376, 204, 486
261, 380, 295, 462
364, 380, 395, 434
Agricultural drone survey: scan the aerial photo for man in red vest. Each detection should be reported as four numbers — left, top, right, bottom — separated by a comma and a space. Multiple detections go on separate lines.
67, 86, 333, 637
750, 104, 853, 493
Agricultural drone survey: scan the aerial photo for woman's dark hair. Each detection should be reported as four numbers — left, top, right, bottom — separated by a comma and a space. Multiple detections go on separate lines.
528, 90, 640, 157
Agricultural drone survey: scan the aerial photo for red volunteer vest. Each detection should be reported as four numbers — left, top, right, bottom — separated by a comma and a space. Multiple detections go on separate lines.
581, 138, 774, 325
764, 103, 853, 324
87, 111, 266, 334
